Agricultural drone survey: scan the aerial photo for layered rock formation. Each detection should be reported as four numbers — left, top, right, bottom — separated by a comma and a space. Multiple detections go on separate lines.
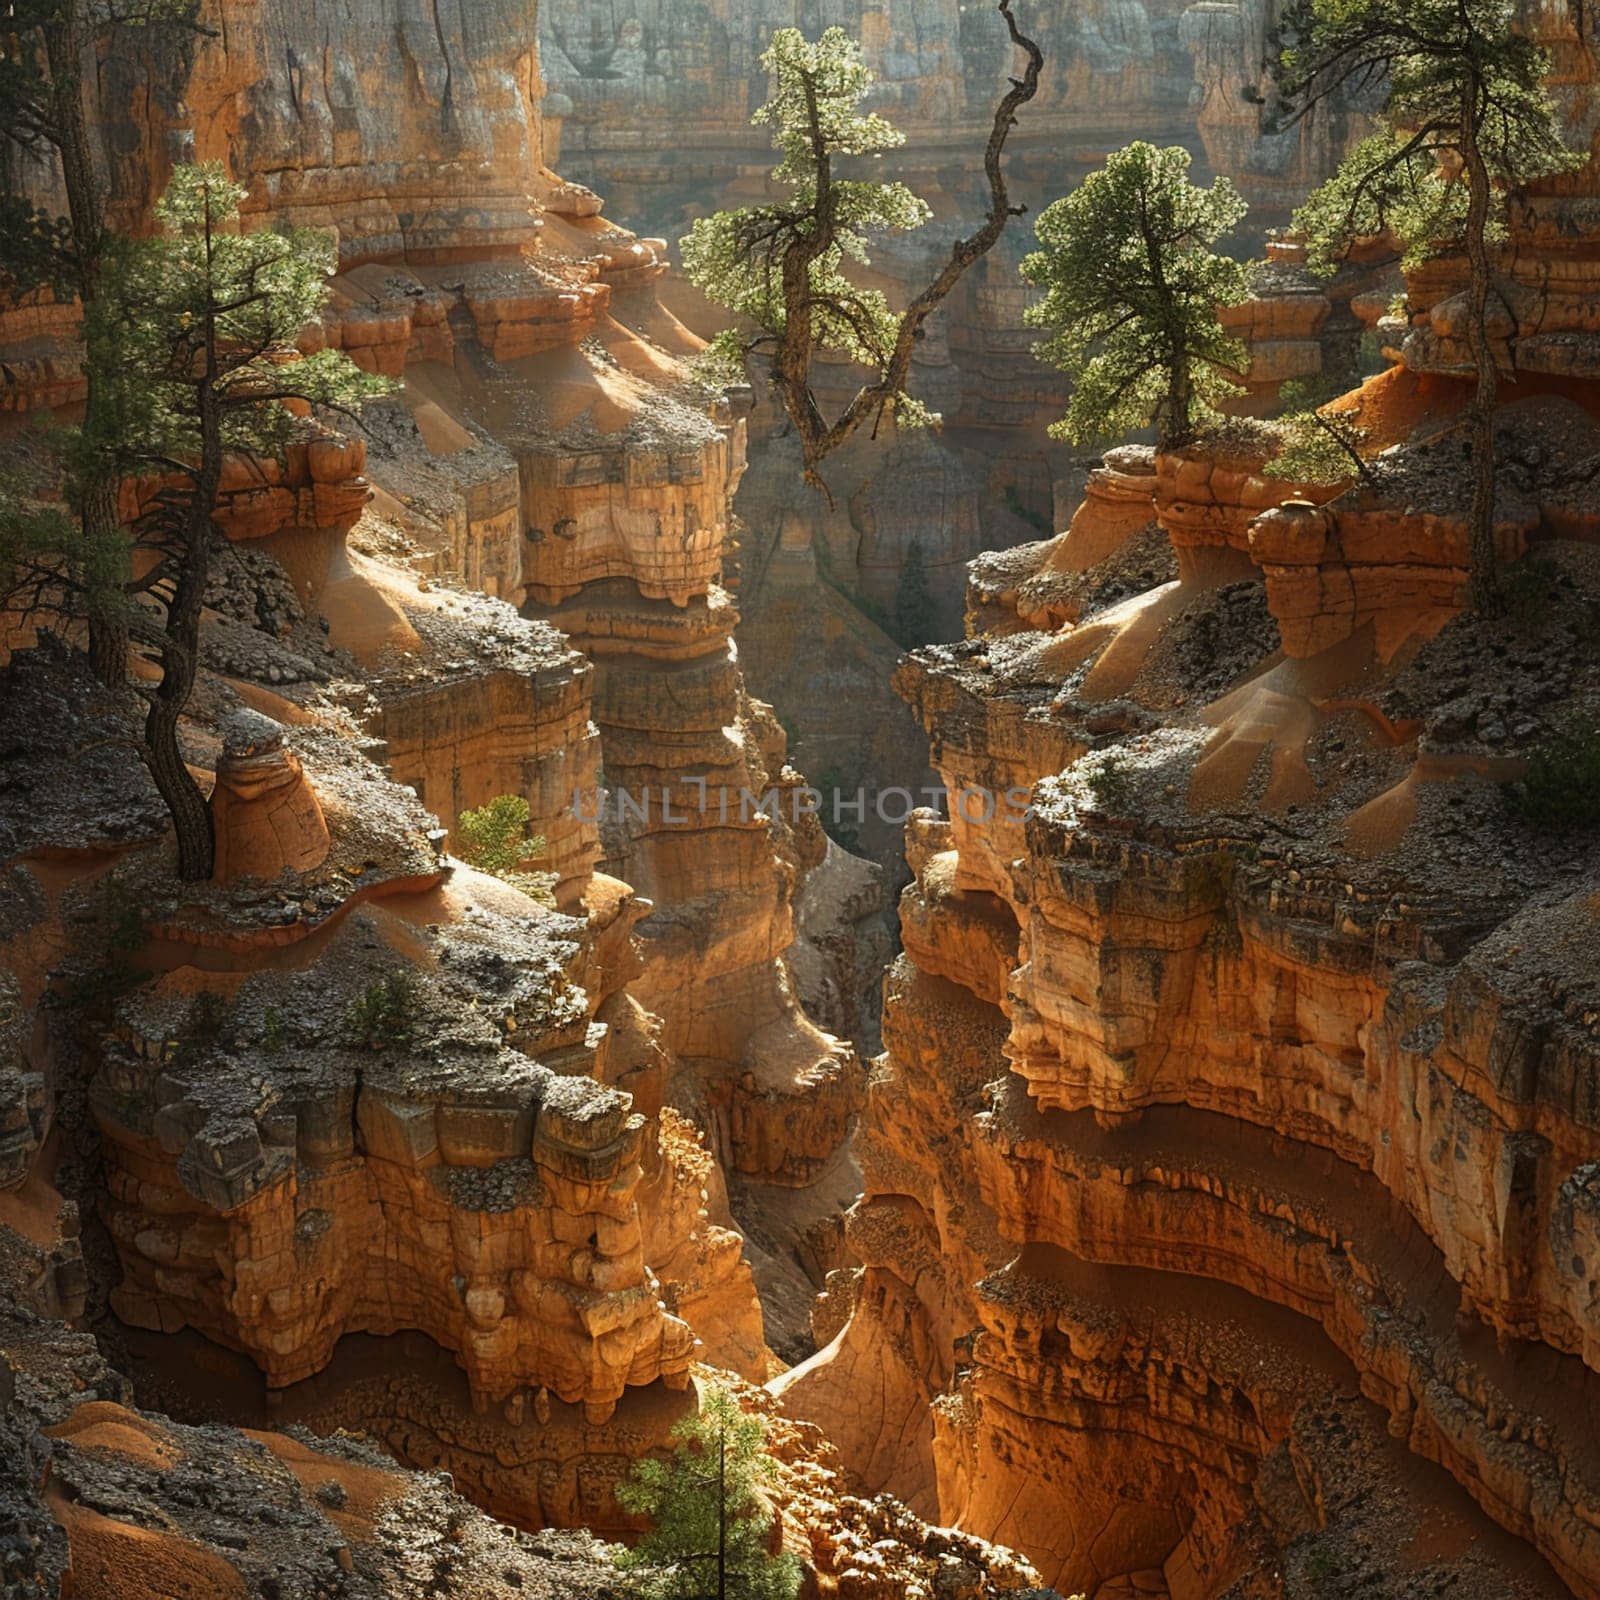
138, 0, 871, 1344
1, 1299, 636, 1600
9, 0, 1600, 1596
778, 42, 1600, 1592
0, 0, 889, 1572
536, 0, 1367, 896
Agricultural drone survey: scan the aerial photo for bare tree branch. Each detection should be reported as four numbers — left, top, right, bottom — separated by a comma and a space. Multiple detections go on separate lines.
766, 0, 1045, 498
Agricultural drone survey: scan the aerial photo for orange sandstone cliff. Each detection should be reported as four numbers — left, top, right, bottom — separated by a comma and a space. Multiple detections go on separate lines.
0, 0, 914, 1587
775, 14, 1600, 1597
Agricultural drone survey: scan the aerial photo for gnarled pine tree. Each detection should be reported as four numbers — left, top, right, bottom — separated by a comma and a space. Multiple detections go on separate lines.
679, 4, 1042, 497
1021, 141, 1253, 449
91, 164, 387, 880
1276, 0, 1581, 614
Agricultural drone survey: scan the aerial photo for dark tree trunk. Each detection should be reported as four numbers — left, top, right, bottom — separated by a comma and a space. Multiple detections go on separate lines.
83, 475, 127, 684
145, 676, 213, 881
1460, 81, 1502, 617
765, 2, 1042, 493
1164, 352, 1194, 451
716, 1430, 727, 1600
145, 491, 216, 881
146, 375, 220, 882
43, 3, 129, 687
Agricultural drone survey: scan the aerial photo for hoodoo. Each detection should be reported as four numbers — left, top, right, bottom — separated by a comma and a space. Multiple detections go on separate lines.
3, 2, 1600, 1598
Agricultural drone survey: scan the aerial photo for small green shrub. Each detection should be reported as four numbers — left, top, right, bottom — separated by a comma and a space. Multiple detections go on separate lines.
454, 793, 555, 906
1277, 374, 1345, 413
893, 538, 936, 648
615, 1384, 801, 1600
1503, 718, 1600, 832
1085, 753, 1133, 813
346, 970, 417, 1051
260, 1007, 288, 1054
1303, 1547, 1338, 1581
848, 586, 893, 636
456, 794, 537, 875
1264, 408, 1368, 487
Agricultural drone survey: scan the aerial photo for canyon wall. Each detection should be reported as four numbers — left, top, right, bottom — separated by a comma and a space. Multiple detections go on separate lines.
535, 0, 1362, 886
776, 15, 1600, 1593
0, 0, 886, 1549
541, 0, 1338, 223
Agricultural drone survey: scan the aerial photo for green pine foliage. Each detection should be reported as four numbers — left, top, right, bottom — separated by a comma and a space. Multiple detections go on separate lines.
345, 970, 418, 1052
616, 1386, 802, 1600
1293, 132, 1472, 277
89, 163, 390, 879
1276, 0, 1581, 616
680, 27, 933, 420
0, 430, 128, 630
1, 0, 207, 685
675, 8, 1041, 491
1502, 719, 1600, 832
1281, 0, 1579, 277
0, 0, 200, 296
454, 793, 555, 906
1264, 408, 1370, 486
90, 164, 388, 472
1021, 142, 1254, 448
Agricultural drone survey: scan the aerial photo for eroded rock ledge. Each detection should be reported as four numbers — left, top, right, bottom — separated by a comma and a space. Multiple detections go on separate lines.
0, 0, 916, 1591
778, 86, 1600, 1590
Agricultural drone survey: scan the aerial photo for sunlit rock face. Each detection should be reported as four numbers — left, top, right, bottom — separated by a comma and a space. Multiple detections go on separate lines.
782, 502, 1600, 1596
1396, 1, 1600, 385
533, 0, 1371, 905
776, 43, 1600, 1587
8, 0, 1600, 1594
137, 0, 552, 260
2, 0, 880, 1486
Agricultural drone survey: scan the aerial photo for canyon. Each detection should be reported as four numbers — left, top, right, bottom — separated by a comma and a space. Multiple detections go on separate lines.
2, 2, 1600, 1599
542, 0, 1372, 882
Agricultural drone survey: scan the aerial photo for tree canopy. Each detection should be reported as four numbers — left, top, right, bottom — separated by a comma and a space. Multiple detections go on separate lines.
92, 164, 381, 473
1276, 0, 1580, 613
616, 1385, 801, 1600
454, 793, 555, 905
0, 0, 204, 682
1279, 0, 1578, 276
681, 27, 930, 395
87, 163, 387, 879
679, 4, 1042, 495
1021, 141, 1253, 448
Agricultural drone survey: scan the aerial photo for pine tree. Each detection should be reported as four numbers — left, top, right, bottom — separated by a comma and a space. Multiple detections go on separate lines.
616, 1386, 802, 1600
1021, 141, 1254, 450
454, 793, 555, 906
893, 537, 935, 648
0, 0, 202, 683
0, 422, 126, 632
90, 163, 388, 880
679, 6, 1042, 497
1276, 0, 1581, 614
